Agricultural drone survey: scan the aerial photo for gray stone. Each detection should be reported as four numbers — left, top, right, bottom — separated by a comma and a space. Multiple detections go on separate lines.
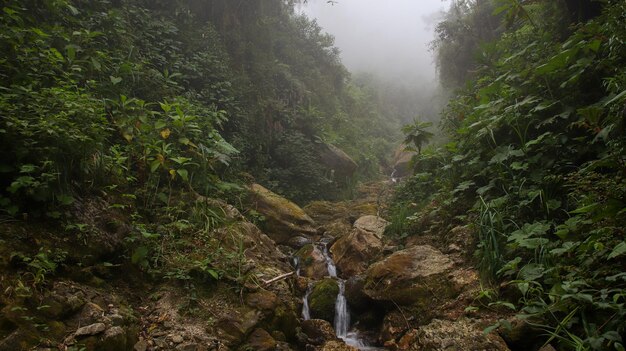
133, 340, 149, 351
75, 322, 106, 337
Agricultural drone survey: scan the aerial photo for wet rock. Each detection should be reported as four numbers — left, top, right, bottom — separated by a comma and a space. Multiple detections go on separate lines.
247, 328, 277, 351
409, 318, 510, 351
309, 278, 339, 323
363, 245, 456, 306
302, 319, 337, 345
288, 235, 314, 249
75, 322, 106, 337
317, 142, 358, 178
295, 244, 331, 279
246, 290, 278, 311
353, 215, 388, 239
249, 184, 317, 244
344, 275, 372, 311
330, 227, 383, 276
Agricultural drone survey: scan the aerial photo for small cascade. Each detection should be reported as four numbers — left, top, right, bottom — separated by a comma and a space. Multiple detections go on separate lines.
302, 283, 312, 320
390, 168, 398, 183
334, 280, 349, 338
296, 242, 381, 350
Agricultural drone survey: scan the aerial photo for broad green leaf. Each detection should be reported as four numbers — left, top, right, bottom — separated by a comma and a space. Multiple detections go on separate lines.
608, 242, 626, 259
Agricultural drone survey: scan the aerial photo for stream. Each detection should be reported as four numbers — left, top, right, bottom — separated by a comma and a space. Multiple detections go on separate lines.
297, 243, 382, 350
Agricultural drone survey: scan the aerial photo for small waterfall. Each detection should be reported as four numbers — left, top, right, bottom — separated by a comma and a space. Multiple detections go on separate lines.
334, 280, 349, 338
298, 243, 381, 350
390, 168, 398, 183
302, 283, 312, 320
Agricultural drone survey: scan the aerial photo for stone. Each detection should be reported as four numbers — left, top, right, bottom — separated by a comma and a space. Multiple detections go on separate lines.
246, 291, 278, 311
301, 319, 337, 345
319, 340, 359, 351
309, 278, 339, 323
363, 245, 456, 306
316, 143, 358, 178
391, 145, 416, 178
176, 343, 198, 351
100, 326, 127, 351
171, 334, 184, 343
287, 235, 314, 249
353, 215, 388, 239
109, 314, 124, 326
247, 328, 277, 351
409, 318, 510, 351
295, 244, 331, 279
76, 302, 105, 326
330, 227, 383, 276
133, 340, 149, 351
75, 323, 106, 337
249, 184, 317, 244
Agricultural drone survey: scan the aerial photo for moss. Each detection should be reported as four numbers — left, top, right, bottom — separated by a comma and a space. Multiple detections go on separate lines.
309, 278, 339, 323
270, 305, 299, 342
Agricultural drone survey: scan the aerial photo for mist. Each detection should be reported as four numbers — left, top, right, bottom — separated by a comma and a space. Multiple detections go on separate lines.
298, 1, 448, 83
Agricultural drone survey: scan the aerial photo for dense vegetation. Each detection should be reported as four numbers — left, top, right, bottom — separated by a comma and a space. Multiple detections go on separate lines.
0, 0, 400, 219
392, 0, 626, 349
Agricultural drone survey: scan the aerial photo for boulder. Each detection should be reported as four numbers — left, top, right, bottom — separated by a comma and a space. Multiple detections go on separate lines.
317, 143, 358, 178
249, 184, 317, 244
295, 244, 330, 279
287, 235, 313, 249
409, 318, 510, 351
391, 144, 416, 178
100, 326, 127, 351
247, 328, 277, 351
309, 278, 339, 323
330, 227, 383, 276
363, 245, 456, 306
246, 291, 278, 311
75, 323, 106, 337
320, 340, 359, 351
353, 215, 388, 239
301, 319, 337, 345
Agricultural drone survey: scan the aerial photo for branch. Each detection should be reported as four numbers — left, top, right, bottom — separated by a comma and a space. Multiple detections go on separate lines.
262, 271, 295, 286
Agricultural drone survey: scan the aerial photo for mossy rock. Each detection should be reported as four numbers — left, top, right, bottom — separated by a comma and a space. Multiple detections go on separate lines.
295, 244, 328, 279
309, 278, 339, 323
270, 305, 299, 342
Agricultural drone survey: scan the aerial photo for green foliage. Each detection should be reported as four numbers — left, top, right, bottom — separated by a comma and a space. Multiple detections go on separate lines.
398, 1, 626, 349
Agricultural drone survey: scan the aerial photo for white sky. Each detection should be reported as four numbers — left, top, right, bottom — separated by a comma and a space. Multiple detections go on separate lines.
297, 0, 450, 83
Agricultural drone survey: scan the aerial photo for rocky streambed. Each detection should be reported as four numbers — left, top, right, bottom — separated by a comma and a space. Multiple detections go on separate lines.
0, 181, 523, 350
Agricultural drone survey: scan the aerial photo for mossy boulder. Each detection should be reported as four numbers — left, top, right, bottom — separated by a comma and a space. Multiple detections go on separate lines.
249, 184, 317, 244
309, 278, 339, 323
295, 244, 330, 279
302, 319, 337, 345
363, 245, 456, 307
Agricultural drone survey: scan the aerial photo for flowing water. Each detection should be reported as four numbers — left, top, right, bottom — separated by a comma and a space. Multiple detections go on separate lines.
298, 243, 381, 350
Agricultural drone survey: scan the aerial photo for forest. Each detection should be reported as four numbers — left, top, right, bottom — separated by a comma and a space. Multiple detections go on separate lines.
0, 0, 624, 351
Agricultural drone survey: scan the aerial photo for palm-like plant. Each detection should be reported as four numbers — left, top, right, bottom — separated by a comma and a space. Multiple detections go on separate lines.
401, 119, 434, 154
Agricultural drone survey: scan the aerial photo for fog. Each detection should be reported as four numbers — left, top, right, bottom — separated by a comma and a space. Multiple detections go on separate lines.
298, 0, 449, 83
297, 0, 451, 124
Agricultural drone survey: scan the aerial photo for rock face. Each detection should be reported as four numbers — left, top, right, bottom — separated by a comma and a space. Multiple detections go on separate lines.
250, 183, 317, 244
391, 144, 416, 178
330, 216, 385, 276
317, 143, 358, 178
246, 328, 277, 351
295, 244, 330, 279
409, 318, 510, 351
309, 278, 339, 323
363, 245, 456, 306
